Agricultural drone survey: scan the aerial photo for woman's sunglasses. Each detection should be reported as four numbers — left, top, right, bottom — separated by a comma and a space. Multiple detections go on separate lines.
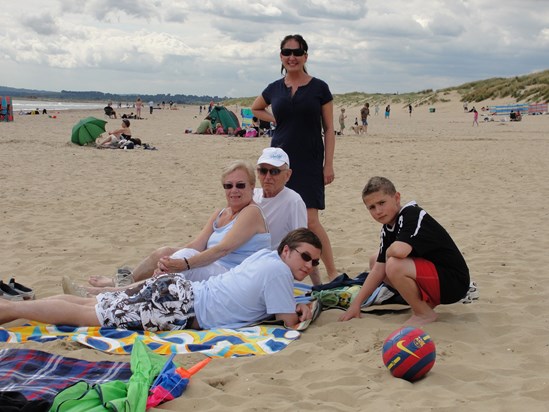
257, 167, 283, 176
292, 248, 320, 266
223, 182, 247, 189
281, 48, 306, 57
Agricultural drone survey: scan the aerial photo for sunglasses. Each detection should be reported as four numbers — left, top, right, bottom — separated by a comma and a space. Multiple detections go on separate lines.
281, 48, 306, 57
257, 167, 284, 176
292, 248, 320, 267
223, 182, 247, 190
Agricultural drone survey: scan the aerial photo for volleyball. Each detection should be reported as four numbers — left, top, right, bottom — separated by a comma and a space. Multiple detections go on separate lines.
382, 327, 436, 381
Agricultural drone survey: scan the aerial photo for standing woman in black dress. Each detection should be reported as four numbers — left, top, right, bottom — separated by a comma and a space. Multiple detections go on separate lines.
252, 34, 337, 281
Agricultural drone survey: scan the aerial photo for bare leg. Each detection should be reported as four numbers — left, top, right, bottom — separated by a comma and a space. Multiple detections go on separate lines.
307, 208, 338, 281
88, 246, 178, 287
385, 257, 437, 325
0, 298, 100, 326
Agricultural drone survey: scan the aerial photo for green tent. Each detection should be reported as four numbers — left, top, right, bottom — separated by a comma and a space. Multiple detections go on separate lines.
208, 106, 239, 132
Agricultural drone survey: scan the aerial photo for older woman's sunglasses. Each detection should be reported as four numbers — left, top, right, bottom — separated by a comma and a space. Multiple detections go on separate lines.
223, 182, 246, 189
291, 248, 320, 266
281, 48, 306, 57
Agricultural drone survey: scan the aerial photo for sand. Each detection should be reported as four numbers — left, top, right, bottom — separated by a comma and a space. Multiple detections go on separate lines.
1, 96, 548, 411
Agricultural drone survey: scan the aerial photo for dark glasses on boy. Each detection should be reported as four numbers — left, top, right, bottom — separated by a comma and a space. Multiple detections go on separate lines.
292, 248, 320, 266
223, 182, 246, 189
280, 48, 306, 57
257, 167, 284, 176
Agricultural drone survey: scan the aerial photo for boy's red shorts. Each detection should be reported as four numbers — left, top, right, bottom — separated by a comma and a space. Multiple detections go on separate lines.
412, 258, 441, 306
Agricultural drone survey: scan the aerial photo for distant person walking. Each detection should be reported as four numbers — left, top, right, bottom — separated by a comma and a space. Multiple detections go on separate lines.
360, 103, 370, 133
148, 101, 154, 115
339, 108, 347, 135
384, 104, 391, 119
469, 107, 479, 126
408, 104, 413, 117
135, 97, 143, 119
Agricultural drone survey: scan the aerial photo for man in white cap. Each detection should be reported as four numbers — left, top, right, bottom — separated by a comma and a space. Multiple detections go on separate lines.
254, 148, 306, 248
254, 148, 320, 285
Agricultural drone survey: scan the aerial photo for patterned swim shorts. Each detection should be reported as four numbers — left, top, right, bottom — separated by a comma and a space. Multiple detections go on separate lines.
95, 273, 195, 332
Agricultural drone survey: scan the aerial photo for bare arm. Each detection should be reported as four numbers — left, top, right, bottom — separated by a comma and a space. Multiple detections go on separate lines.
321, 101, 335, 185
386, 241, 412, 259
159, 205, 266, 272
275, 303, 312, 328
251, 95, 276, 124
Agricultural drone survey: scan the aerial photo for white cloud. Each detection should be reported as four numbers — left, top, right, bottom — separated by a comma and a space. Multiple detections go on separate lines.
1, 0, 547, 96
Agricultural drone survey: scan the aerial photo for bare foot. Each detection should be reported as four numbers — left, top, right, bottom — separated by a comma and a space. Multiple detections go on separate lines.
62, 276, 92, 297
404, 312, 438, 327
88, 275, 115, 287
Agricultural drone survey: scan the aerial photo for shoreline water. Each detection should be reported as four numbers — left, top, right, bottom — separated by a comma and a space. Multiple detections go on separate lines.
12, 99, 110, 112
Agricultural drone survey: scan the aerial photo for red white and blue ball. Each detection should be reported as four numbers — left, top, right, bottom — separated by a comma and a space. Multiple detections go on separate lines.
382, 327, 436, 381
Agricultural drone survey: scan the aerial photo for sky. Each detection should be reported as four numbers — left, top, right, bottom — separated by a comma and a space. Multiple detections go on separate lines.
1, 0, 548, 98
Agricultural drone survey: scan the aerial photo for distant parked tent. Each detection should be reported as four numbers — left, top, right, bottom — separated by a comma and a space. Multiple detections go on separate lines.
0, 96, 14, 122
208, 106, 239, 132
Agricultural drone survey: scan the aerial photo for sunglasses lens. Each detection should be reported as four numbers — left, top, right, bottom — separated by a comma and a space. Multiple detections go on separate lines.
223, 182, 246, 189
281, 48, 305, 57
258, 168, 282, 176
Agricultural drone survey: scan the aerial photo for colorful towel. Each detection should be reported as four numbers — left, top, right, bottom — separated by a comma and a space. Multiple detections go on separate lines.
0, 348, 132, 401
0, 324, 301, 356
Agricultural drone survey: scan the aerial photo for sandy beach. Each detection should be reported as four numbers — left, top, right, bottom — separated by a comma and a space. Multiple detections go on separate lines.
1, 96, 548, 411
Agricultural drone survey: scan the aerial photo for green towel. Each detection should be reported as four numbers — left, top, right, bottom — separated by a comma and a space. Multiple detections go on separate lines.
50, 339, 168, 412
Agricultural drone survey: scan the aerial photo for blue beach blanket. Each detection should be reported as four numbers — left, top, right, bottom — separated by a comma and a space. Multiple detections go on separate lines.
0, 324, 301, 357
0, 348, 132, 401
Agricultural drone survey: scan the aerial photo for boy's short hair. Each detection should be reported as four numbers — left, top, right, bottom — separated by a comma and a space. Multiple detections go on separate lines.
362, 176, 397, 197
277, 228, 322, 255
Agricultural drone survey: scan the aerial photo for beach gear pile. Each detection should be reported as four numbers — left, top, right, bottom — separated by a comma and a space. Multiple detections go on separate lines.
0, 339, 210, 410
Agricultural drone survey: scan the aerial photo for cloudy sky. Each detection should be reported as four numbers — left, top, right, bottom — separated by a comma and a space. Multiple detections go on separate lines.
1, 0, 548, 98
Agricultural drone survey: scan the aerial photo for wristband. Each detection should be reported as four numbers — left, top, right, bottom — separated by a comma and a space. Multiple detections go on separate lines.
183, 257, 191, 271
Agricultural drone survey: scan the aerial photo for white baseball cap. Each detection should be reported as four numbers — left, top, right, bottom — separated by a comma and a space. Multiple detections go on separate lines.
257, 147, 290, 167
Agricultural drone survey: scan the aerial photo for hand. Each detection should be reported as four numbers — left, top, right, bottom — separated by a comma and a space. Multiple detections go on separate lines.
296, 303, 312, 322
323, 164, 335, 185
338, 305, 361, 322
157, 257, 185, 274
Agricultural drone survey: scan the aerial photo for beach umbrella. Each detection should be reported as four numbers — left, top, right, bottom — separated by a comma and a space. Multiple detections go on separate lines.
71, 116, 107, 146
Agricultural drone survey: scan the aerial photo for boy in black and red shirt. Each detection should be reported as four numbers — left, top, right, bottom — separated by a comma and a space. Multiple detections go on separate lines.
340, 176, 470, 325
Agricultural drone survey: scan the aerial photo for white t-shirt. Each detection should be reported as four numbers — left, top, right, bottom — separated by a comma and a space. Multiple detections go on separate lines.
192, 249, 296, 329
253, 187, 307, 249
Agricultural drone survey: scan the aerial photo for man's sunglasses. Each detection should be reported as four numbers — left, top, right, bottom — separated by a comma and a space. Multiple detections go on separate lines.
281, 48, 306, 57
292, 248, 320, 267
223, 182, 247, 189
257, 167, 284, 176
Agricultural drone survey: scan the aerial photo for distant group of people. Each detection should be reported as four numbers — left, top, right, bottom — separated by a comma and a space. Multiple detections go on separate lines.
1, 34, 472, 333
95, 119, 143, 149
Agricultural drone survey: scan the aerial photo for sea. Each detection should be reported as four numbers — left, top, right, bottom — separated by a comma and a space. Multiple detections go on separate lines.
11, 99, 106, 112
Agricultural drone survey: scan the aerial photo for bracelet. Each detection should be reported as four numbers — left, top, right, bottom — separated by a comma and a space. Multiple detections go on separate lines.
183, 257, 191, 271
